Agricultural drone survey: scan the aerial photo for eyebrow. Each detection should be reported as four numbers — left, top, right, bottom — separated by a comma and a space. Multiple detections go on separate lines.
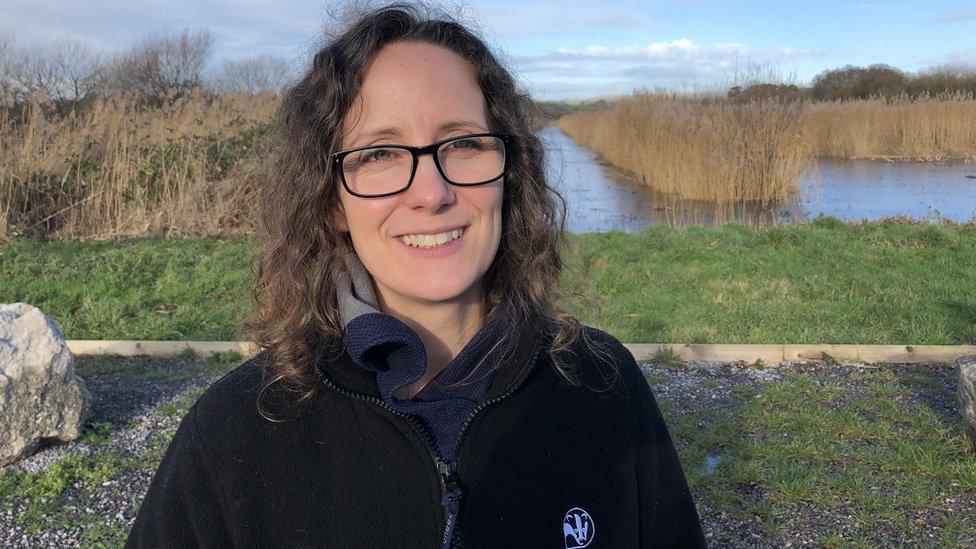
350, 120, 488, 145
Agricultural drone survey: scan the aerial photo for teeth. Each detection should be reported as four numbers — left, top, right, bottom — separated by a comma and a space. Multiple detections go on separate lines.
399, 228, 463, 248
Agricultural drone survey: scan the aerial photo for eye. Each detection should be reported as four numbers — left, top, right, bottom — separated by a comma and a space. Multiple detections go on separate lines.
361, 148, 397, 163
345, 147, 404, 170
450, 136, 489, 151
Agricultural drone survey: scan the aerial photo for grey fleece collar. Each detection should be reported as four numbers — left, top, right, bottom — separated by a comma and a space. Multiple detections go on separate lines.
336, 250, 381, 328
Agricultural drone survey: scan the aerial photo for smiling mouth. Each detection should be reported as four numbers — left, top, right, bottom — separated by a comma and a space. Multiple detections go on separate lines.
397, 228, 465, 248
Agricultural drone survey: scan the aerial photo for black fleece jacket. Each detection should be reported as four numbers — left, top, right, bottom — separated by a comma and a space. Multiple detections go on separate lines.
125, 319, 706, 548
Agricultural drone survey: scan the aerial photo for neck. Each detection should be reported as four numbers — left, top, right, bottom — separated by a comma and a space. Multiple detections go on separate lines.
376, 287, 486, 399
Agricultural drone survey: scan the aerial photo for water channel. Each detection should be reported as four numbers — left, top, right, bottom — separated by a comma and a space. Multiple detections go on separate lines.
542, 126, 976, 233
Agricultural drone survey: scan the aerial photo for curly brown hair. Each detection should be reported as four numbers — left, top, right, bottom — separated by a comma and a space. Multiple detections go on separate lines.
240, 2, 599, 414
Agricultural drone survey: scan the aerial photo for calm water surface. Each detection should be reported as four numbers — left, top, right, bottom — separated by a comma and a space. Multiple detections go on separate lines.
543, 126, 976, 232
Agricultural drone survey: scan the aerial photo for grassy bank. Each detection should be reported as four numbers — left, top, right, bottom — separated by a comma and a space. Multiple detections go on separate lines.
2, 218, 974, 344
0, 236, 255, 340
556, 92, 976, 204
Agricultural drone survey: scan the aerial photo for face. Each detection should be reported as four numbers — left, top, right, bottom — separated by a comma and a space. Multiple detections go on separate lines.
333, 41, 504, 312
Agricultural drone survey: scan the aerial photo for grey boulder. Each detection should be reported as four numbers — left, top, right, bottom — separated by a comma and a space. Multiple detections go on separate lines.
959, 354, 976, 448
0, 302, 89, 466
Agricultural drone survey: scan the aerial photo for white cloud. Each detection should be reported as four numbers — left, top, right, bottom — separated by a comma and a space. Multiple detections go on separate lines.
0, 0, 321, 60
943, 49, 976, 68
513, 38, 828, 97
930, 11, 976, 23
473, 0, 653, 36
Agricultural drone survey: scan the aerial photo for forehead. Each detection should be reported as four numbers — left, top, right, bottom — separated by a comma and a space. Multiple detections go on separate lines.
343, 41, 488, 142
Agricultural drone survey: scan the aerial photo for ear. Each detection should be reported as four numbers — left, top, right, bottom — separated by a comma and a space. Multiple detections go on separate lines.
331, 202, 349, 232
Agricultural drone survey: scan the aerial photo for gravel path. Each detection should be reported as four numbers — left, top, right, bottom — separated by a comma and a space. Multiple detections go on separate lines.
0, 366, 218, 548
643, 359, 974, 547
0, 358, 971, 547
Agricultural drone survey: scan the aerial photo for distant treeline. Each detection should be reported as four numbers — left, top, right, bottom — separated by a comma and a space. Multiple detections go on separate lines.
535, 99, 615, 121
0, 29, 291, 109
728, 64, 976, 103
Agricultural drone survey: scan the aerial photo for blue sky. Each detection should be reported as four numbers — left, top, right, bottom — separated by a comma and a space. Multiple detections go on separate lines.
2, 0, 975, 99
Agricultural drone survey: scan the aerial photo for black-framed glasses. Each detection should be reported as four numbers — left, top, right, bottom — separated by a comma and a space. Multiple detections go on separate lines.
332, 132, 513, 198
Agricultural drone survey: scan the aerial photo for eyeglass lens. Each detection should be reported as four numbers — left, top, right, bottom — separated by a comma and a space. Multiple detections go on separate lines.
341, 135, 506, 197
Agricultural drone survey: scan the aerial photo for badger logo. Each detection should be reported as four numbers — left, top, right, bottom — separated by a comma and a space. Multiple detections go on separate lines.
563, 507, 595, 548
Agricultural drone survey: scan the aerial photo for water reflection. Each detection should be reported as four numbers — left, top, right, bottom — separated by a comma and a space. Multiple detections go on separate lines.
543, 126, 976, 232
542, 126, 658, 233
796, 160, 976, 224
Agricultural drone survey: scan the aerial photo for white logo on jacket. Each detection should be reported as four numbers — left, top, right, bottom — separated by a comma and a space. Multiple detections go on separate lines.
563, 507, 595, 548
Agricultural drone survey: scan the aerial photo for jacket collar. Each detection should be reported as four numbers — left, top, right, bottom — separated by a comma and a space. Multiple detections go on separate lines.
314, 309, 548, 402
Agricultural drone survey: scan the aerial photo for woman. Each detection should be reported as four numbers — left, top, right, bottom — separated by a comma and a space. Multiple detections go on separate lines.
126, 4, 705, 548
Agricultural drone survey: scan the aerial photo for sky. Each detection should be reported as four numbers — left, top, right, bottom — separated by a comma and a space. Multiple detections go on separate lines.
2, 0, 976, 100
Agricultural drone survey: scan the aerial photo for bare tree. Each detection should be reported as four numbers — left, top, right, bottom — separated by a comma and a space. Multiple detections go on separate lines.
6, 35, 105, 103
727, 83, 803, 103
107, 28, 214, 100
49, 36, 105, 101
209, 54, 292, 94
910, 65, 976, 97
0, 32, 14, 101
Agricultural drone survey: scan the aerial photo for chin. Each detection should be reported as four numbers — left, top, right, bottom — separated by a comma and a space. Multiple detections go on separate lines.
401, 279, 480, 305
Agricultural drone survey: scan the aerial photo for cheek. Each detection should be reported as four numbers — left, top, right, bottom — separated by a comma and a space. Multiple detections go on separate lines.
484, 187, 505, 237
343, 199, 398, 236
465, 183, 504, 218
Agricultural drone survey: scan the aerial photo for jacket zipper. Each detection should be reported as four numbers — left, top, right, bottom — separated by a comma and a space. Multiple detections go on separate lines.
316, 338, 543, 549
443, 339, 543, 548
438, 459, 462, 548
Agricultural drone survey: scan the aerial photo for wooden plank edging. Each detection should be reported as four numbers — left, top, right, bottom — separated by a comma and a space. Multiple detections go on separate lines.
65, 340, 976, 364
67, 340, 261, 358
625, 343, 976, 364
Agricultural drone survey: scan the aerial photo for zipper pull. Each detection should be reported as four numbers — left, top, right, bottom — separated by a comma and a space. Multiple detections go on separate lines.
438, 460, 462, 502
438, 460, 463, 548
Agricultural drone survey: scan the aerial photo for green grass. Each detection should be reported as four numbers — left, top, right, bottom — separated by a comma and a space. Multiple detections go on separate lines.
1, 217, 974, 343
0, 235, 255, 340
564, 217, 976, 344
1, 447, 152, 544
0, 449, 136, 539
648, 347, 686, 368
80, 420, 114, 446
660, 365, 976, 545
157, 386, 208, 417
645, 373, 670, 385
81, 522, 129, 548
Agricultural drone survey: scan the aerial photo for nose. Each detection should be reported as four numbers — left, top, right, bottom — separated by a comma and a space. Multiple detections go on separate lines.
405, 153, 455, 212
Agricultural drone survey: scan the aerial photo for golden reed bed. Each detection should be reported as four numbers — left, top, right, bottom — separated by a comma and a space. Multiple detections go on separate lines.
3, 92, 976, 241
0, 92, 277, 242
556, 92, 976, 205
